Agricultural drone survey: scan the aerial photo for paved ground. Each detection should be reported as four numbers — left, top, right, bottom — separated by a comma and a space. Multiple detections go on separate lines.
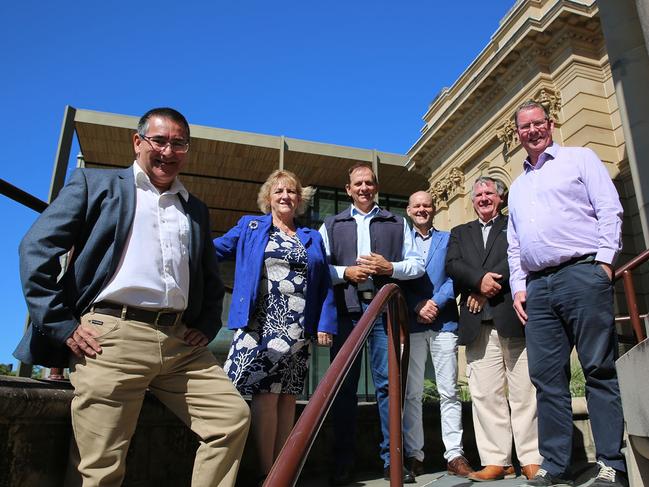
297, 471, 516, 486
296, 465, 600, 487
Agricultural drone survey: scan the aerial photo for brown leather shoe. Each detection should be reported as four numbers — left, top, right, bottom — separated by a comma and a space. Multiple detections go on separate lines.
447, 456, 474, 477
521, 464, 541, 480
468, 465, 516, 482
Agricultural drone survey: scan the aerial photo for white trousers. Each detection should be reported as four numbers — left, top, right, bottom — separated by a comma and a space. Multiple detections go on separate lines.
466, 324, 542, 466
403, 330, 464, 462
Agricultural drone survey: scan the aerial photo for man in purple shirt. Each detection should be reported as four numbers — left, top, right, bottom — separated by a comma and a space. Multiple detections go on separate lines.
507, 100, 626, 487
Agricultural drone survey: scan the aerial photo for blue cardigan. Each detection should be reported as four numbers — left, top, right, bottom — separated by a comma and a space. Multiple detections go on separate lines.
214, 214, 337, 336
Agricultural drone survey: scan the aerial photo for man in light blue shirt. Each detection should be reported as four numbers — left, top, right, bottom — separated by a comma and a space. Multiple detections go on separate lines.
401, 191, 472, 478
319, 163, 424, 485
508, 100, 625, 487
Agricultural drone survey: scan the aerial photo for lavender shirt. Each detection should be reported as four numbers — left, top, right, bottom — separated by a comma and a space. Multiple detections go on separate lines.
507, 143, 623, 294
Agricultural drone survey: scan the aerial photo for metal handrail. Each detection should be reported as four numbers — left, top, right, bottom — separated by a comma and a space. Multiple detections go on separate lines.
0, 178, 47, 213
264, 283, 410, 487
614, 248, 649, 343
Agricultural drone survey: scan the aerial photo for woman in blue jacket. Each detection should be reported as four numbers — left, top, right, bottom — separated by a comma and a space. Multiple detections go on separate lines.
214, 169, 336, 483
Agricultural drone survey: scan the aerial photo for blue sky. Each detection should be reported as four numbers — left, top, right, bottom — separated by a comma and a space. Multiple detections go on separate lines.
0, 1, 515, 367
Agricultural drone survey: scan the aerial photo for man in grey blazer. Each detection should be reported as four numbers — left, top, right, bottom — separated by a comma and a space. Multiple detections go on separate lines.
15, 107, 250, 487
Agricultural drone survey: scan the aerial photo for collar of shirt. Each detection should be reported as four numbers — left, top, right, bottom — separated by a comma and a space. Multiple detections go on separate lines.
478, 214, 499, 227
414, 227, 434, 240
523, 142, 558, 172
133, 162, 189, 201
350, 204, 380, 218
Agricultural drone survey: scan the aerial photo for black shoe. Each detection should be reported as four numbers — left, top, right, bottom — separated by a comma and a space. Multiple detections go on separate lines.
383, 465, 416, 484
591, 461, 628, 487
520, 468, 573, 486
406, 457, 424, 476
329, 465, 354, 486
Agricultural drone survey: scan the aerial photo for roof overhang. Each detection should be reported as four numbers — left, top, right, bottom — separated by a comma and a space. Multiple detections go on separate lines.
70, 108, 427, 235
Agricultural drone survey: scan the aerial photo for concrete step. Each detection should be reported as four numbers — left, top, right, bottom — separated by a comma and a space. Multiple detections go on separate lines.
296, 471, 524, 487
295, 464, 603, 487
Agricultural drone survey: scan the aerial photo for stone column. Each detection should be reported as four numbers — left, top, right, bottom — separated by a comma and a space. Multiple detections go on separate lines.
599, 0, 649, 249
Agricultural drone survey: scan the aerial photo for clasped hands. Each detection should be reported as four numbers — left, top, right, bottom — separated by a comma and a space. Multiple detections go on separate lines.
466, 271, 503, 314
416, 299, 439, 323
343, 253, 393, 283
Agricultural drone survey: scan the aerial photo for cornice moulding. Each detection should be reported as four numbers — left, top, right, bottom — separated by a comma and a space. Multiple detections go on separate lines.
408, 0, 600, 169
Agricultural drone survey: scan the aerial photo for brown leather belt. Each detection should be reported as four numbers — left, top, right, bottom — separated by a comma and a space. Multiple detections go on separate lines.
91, 301, 182, 327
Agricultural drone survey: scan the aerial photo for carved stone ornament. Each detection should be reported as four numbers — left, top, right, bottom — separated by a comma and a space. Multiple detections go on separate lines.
536, 87, 562, 121
430, 167, 465, 205
497, 88, 562, 155
496, 119, 519, 154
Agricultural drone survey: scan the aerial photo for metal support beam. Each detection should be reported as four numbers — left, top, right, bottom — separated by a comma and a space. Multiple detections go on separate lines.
372, 149, 379, 202
49, 105, 77, 202
279, 135, 286, 170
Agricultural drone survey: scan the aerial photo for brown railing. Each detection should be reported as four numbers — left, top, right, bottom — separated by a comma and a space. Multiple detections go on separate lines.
615, 249, 649, 343
264, 283, 410, 487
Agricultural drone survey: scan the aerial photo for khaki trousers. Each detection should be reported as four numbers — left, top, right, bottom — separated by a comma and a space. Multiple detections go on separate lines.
465, 324, 542, 467
66, 311, 250, 487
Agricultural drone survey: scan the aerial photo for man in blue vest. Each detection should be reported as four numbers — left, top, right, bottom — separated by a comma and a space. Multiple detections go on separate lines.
319, 163, 424, 485
402, 191, 472, 478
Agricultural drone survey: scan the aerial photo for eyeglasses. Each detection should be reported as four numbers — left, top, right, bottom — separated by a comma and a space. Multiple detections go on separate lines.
518, 119, 549, 132
139, 134, 190, 153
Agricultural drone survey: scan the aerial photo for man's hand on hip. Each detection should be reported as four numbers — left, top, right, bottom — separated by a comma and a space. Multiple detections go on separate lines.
66, 323, 102, 358
357, 252, 393, 276
599, 262, 614, 281
184, 328, 209, 347
513, 291, 528, 325
479, 272, 502, 297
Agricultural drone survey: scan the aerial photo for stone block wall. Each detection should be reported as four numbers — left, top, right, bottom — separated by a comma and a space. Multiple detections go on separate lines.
0, 376, 596, 486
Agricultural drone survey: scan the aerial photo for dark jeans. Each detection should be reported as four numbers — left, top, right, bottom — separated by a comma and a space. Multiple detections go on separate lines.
330, 303, 390, 470
525, 260, 625, 476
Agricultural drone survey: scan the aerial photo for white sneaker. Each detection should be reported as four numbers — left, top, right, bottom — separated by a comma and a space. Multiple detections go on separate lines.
591, 461, 627, 487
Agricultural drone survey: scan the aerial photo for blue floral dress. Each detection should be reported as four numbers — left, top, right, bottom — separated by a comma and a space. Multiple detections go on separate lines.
224, 227, 311, 395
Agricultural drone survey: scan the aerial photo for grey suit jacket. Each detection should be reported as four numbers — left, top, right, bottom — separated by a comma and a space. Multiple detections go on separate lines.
15, 166, 224, 367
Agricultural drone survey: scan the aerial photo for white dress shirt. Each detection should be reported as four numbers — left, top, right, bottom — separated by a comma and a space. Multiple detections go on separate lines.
95, 163, 190, 311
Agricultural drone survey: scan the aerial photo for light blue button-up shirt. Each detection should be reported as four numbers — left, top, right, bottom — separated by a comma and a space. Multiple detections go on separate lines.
413, 227, 433, 261
319, 204, 425, 289
507, 143, 623, 294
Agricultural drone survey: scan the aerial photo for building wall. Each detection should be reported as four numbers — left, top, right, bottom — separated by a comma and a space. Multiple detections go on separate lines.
408, 0, 649, 328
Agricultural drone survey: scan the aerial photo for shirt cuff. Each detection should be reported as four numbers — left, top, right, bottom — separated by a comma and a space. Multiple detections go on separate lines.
511, 279, 527, 295
331, 265, 347, 285
595, 249, 616, 266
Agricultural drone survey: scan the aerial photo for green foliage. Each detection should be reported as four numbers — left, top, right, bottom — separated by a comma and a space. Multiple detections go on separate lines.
30, 366, 45, 379
418, 361, 585, 405
569, 361, 586, 397
0, 363, 15, 376
421, 378, 472, 403
422, 379, 439, 403
458, 378, 471, 402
